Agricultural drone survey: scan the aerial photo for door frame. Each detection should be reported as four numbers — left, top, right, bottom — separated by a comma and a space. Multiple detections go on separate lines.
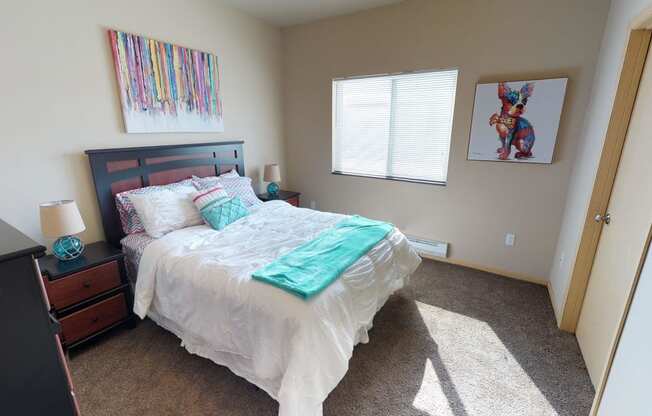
589, 225, 652, 414
559, 28, 652, 332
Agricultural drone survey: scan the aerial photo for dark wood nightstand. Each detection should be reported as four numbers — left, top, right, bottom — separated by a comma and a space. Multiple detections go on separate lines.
258, 190, 301, 207
39, 241, 134, 349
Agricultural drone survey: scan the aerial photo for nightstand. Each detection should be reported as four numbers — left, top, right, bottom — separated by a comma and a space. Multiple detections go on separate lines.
258, 190, 301, 207
39, 241, 134, 349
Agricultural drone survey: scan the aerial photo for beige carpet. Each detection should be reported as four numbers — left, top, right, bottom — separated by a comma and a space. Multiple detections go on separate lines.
69, 259, 594, 416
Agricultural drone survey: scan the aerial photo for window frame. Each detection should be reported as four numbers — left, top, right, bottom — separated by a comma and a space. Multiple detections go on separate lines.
331, 67, 459, 187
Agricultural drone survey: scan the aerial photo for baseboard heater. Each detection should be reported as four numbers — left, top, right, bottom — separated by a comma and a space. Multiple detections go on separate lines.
407, 236, 448, 259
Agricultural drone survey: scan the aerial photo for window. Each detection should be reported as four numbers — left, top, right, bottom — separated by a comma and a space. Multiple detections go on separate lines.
332, 69, 458, 184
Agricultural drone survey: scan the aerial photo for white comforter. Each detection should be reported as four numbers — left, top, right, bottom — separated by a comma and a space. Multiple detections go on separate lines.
134, 201, 421, 416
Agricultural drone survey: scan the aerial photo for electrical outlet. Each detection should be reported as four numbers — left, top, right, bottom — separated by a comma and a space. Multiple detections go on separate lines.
310, 200, 317, 210
505, 233, 515, 247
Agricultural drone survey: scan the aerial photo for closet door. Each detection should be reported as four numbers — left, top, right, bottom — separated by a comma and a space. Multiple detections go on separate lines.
576, 39, 652, 385
596, 231, 652, 415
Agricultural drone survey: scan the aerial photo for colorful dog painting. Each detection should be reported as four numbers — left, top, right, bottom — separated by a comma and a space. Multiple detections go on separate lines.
489, 82, 536, 160
467, 78, 567, 164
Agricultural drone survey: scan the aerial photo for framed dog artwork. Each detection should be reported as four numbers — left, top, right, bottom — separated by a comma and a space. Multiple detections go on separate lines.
467, 77, 568, 164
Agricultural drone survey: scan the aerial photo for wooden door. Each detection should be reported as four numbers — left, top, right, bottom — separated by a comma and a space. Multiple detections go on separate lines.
560, 31, 651, 333
576, 40, 652, 385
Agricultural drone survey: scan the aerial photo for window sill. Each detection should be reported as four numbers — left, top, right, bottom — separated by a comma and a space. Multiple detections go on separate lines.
331, 171, 446, 186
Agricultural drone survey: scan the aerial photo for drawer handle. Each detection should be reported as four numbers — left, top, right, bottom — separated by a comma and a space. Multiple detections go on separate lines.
82, 281, 92, 289
90, 317, 99, 324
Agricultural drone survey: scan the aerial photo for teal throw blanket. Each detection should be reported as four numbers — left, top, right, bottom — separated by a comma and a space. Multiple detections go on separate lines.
252, 215, 393, 299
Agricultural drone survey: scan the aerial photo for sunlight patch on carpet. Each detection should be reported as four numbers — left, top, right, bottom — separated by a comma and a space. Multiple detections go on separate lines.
412, 359, 456, 415
413, 301, 559, 415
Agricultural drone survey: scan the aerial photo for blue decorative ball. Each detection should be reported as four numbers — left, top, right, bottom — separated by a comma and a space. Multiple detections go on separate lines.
53, 236, 84, 261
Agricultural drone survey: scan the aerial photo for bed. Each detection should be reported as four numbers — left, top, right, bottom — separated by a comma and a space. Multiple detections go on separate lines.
86, 142, 421, 416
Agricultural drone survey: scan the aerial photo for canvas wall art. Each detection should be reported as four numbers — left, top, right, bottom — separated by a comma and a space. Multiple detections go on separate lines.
467, 78, 567, 163
109, 30, 224, 133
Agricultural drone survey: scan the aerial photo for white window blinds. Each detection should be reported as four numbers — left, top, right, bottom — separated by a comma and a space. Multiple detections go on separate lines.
332, 69, 458, 184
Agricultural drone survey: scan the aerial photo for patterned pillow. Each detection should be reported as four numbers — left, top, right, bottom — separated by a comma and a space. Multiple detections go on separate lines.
190, 169, 238, 189
219, 169, 240, 179
115, 179, 193, 234
191, 175, 220, 190
218, 176, 263, 208
192, 185, 229, 211
193, 175, 262, 208
194, 191, 249, 231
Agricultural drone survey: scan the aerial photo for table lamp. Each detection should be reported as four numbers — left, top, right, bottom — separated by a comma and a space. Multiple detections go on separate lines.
264, 164, 281, 197
40, 200, 86, 261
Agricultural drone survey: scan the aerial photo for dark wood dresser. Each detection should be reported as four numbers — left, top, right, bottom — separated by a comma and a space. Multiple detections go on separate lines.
0, 219, 79, 415
39, 241, 133, 348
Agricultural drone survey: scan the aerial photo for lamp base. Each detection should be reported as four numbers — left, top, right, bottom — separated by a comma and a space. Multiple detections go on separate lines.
267, 182, 280, 197
53, 235, 84, 261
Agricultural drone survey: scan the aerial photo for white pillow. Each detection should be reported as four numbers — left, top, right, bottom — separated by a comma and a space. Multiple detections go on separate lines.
127, 186, 202, 238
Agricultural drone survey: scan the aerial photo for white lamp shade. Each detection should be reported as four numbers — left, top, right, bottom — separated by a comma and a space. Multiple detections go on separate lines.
264, 164, 281, 182
40, 200, 86, 238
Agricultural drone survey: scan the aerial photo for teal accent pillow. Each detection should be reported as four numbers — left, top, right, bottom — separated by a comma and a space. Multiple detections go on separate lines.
200, 196, 249, 231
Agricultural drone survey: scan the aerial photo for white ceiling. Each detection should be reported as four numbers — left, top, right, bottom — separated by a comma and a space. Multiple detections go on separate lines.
220, 0, 403, 27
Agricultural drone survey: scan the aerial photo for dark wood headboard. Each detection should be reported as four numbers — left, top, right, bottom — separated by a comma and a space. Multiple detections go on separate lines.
85, 141, 245, 248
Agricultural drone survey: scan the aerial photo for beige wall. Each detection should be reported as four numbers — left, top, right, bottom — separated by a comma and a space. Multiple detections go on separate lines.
0, 0, 283, 246
549, 0, 652, 321
282, 0, 609, 281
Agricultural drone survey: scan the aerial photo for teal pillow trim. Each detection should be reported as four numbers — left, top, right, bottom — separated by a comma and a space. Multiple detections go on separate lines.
200, 196, 249, 231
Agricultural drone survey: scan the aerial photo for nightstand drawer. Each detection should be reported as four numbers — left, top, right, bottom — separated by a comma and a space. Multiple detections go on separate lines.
45, 260, 121, 309
286, 197, 299, 206
60, 293, 128, 345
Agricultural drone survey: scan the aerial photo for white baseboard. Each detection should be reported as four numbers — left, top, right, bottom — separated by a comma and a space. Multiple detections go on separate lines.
419, 252, 547, 286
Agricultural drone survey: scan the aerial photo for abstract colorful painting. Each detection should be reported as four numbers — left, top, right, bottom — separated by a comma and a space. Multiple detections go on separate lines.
109, 30, 224, 133
467, 78, 567, 164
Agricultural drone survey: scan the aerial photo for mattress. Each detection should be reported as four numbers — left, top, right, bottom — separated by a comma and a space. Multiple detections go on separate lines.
120, 232, 155, 284
133, 200, 421, 416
